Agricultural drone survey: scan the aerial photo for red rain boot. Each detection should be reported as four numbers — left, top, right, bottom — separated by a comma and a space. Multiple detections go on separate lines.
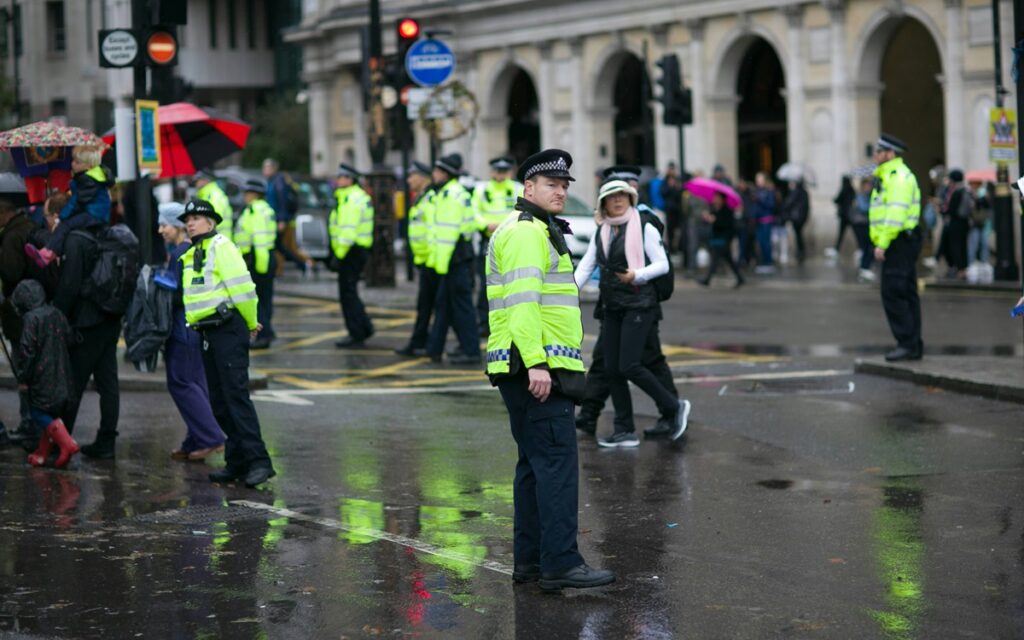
47, 419, 80, 469
27, 431, 54, 467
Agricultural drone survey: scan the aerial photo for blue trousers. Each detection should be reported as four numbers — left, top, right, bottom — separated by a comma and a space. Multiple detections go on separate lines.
166, 336, 225, 451
497, 379, 584, 573
427, 259, 480, 357
756, 222, 774, 266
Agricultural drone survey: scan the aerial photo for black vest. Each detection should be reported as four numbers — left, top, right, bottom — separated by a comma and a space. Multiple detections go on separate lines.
595, 224, 657, 311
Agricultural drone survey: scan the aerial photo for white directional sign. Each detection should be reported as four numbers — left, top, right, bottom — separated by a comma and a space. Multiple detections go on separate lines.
99, 29, 139, 68
406, 87, 455, 120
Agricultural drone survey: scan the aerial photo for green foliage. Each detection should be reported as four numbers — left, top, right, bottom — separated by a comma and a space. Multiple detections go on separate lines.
240, 92, 310, 174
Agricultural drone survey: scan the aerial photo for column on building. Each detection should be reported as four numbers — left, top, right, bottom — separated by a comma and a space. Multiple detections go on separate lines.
307, 73, 332, 177
686, 18, 708, 174
538, 41, 557, 151
826, 0, 852, 172
944, 0, 966, 166
567, 37, 595, 193
782, 5, 806, 166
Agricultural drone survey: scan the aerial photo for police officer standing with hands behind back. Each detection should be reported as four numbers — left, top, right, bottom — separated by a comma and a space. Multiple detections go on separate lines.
869, 134, 924, 362
486, 148, 615, 591
178, 199, 275, 488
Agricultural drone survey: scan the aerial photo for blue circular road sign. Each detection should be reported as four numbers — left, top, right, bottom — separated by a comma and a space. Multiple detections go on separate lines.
405, 39, 456, 87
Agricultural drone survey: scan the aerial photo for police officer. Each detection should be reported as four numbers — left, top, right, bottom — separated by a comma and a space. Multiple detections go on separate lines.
236, 179, 278, 349
193, 170, 234, 240
870, 134, 924, 362
473, 156, 523, 334
330, 164, 376, 348
576, 165, 679, 438
396, 161, 438, 357
426, 154, 481, 365
178, 199, 275, 488
486, 148, 615, 591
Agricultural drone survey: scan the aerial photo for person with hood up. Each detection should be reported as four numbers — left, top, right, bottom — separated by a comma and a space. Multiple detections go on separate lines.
12, 279, 79, 468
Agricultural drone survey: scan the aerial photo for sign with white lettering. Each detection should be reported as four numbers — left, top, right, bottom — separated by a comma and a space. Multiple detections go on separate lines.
99, 29, 139, 68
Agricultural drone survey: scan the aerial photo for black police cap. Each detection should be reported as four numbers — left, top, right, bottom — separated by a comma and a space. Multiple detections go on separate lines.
517, 149, 575, 183
876, 133, 908, 154
601, 164, 642, 182
337, 163, 361, 179
179, 198, 223, 225
243, 179, 266, 194
407, 161, 432, 177
489, 156, 514, 171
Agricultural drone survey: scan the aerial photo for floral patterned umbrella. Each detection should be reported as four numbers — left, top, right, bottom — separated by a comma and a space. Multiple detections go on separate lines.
0, 120, 109, 150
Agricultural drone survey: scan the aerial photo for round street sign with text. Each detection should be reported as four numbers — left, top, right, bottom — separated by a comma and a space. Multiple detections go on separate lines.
405, 39, 456, 87
99, 29, 139, 68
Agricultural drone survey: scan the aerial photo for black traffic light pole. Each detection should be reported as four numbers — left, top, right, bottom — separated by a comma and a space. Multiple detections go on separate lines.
364, 0, 395, 287
1015, 0, 1024, 347
993, 0, 1019, 282
131, 0, 153, 264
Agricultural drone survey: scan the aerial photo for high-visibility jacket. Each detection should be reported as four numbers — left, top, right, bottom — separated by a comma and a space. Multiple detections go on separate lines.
485, 210, 584, 375
408, 188, 435, 266
431, 179, 476, 275
330, 184, 374, 260
196, 181, 234, 240
180, 233, 259, 330
869, 157, 921, 250
473, 179, 522, 235
235, 198, 277, 275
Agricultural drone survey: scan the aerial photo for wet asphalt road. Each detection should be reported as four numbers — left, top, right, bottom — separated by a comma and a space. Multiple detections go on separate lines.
1, 268, 1022, 639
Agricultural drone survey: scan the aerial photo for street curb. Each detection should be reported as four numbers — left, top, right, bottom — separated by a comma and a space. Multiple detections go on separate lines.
854, 359, 1024, 405
0, 370, 268, 393
922, 279, 1020, 294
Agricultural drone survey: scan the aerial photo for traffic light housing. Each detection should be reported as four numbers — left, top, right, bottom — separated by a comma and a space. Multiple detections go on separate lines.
655, 54, 692, 126
388, 18, 421, 151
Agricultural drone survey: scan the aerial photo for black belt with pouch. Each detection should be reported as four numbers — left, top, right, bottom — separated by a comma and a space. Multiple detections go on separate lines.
192, 302, 235, 331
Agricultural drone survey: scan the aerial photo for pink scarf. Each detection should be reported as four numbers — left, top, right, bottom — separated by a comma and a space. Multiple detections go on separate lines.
598, 207, 644, 271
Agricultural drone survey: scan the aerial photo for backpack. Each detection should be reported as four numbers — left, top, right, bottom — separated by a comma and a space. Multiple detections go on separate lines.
639, 211, 674, 302
283, 178, 300, 215
71, 224, 141, 315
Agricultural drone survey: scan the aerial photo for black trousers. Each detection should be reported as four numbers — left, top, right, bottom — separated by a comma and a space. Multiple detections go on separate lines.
704, 240, 743, 283
945, 217, 969, 271
64, 317, 121, 440
427, 259, 480, 357
881, 232, 923, 351
834, 218, 851, 251
476, 238, 490, 332
409, 265, 441, 350
337, 246, 374, 341
579, 315, 676, 422
603, 308, 679, 433
251, 262, 275, 341
497, 379, 584, 573
792, 220, 807, 263
201, 312, 273, 474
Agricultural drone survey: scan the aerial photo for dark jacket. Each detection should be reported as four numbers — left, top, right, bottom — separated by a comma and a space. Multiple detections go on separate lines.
0, 212, 35, 341
60, 166, 112, 223
53, 222, 111, 329
596, 222, 658, 312
834, 179, 855, 221
12, 280, 73, 415
709, 204, 736, 241
781, 185, 810, 225
124, 265, 174, 372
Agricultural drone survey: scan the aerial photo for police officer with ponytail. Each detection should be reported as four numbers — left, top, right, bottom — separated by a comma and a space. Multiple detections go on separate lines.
179, 199, 275, 488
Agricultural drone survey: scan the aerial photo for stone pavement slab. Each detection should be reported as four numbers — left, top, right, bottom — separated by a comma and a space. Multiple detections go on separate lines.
855, 355, 1024, 404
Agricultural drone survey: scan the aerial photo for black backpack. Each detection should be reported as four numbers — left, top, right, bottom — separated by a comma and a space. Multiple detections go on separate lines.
72, 224, 141, 315
639, 211, 674, 302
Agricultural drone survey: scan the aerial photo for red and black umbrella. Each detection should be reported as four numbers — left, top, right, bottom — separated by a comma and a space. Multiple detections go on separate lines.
102, 103, 251, 179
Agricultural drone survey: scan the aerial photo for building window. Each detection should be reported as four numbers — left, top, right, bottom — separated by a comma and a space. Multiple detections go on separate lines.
85, 0, 93, 52
51, 99, 67, 118
209, 0, 218, 48
47, 1, 66, 53
227, 0, 237, 49
247, 0, 256, 49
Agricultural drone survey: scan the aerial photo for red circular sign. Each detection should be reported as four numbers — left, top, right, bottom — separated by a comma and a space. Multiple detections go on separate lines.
147, 31, 177, 65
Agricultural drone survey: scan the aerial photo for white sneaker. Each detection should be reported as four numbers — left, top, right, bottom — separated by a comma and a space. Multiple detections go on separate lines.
597, 432, 640, 448
754, 265, 776, 275
823, 247, 838, 259
922, 256, 937, 269
858, 269, 876, 282
671, 399, 691, 441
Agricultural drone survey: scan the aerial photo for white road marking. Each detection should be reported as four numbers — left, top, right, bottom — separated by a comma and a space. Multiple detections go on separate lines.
231, 500, 513, 576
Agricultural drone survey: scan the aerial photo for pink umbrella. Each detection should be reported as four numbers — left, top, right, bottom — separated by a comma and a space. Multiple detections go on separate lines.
684, 177, 742, 209
965, 168, 996, 184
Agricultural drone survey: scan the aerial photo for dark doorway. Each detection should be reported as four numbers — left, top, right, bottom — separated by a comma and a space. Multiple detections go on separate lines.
880, 19, 944, 198
736, 39, 787, 182
613, 54, 655, 168
507, 69, 540, 166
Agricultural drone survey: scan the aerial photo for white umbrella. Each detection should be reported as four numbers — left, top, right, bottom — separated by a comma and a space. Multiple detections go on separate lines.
776, 162, 816, 186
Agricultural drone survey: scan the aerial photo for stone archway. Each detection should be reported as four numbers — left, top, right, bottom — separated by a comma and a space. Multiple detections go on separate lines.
855, 14, 945, 196
591, 49, 655, 172
483, 63, 541, 168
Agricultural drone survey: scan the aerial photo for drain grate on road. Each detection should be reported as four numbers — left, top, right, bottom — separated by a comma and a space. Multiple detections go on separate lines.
719, 379, 855, 397
132, 503, 271, 527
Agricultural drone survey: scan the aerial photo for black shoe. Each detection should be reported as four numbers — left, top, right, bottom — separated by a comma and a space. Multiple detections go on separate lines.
643, 417, 673, 438
539, 564, 615, 591
670, 399, 692, 441
244, 466, 276, 488
513, 563, 541, 584
597, 432, 640, 448
428, 353, 442, 364
885, 347, 922, 362
697, 279, 710, 287
251, 338, 272, 350
335, 336, 367, 349
81, 439, 116, 459
209, 468, 245, 483
412, 348, 428, 357
448, 353, 481, 365
394, 344, 416, 356
575, 416, 597, 436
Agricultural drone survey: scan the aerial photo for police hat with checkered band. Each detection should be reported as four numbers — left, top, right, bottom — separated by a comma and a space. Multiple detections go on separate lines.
601, 164, 642, 183
178, 198, 222, 225
517, 149, 575, 183
489, 156, 515, 172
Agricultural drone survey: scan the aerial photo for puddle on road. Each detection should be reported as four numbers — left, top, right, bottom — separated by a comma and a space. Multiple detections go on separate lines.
688, 343, 1023, 357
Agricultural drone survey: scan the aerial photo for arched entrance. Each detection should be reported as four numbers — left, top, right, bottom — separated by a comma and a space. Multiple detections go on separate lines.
613, 54, 654, 167
856, 15, 944, 196
506, 69, 540, 166
736, 38, 787, 181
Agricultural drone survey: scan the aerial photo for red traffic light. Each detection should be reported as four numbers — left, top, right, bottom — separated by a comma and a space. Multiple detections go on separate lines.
397, 18, 420, 40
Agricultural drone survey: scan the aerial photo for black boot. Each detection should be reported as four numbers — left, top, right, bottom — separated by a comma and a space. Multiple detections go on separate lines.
81, 434, 117, 460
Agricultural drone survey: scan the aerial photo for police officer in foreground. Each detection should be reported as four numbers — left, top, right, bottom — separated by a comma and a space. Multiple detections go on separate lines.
869, 134, 924, 362
236, 180, 278, 349
486, 148, 614, 591
330, 164, 376, 348
192, 170, 234, 240
473, 156, 523, 335
178, 199, 275, 487
396, 161, 438, 357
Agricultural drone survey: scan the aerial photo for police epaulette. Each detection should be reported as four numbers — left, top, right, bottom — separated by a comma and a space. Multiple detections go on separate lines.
518, 212, 533, 222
